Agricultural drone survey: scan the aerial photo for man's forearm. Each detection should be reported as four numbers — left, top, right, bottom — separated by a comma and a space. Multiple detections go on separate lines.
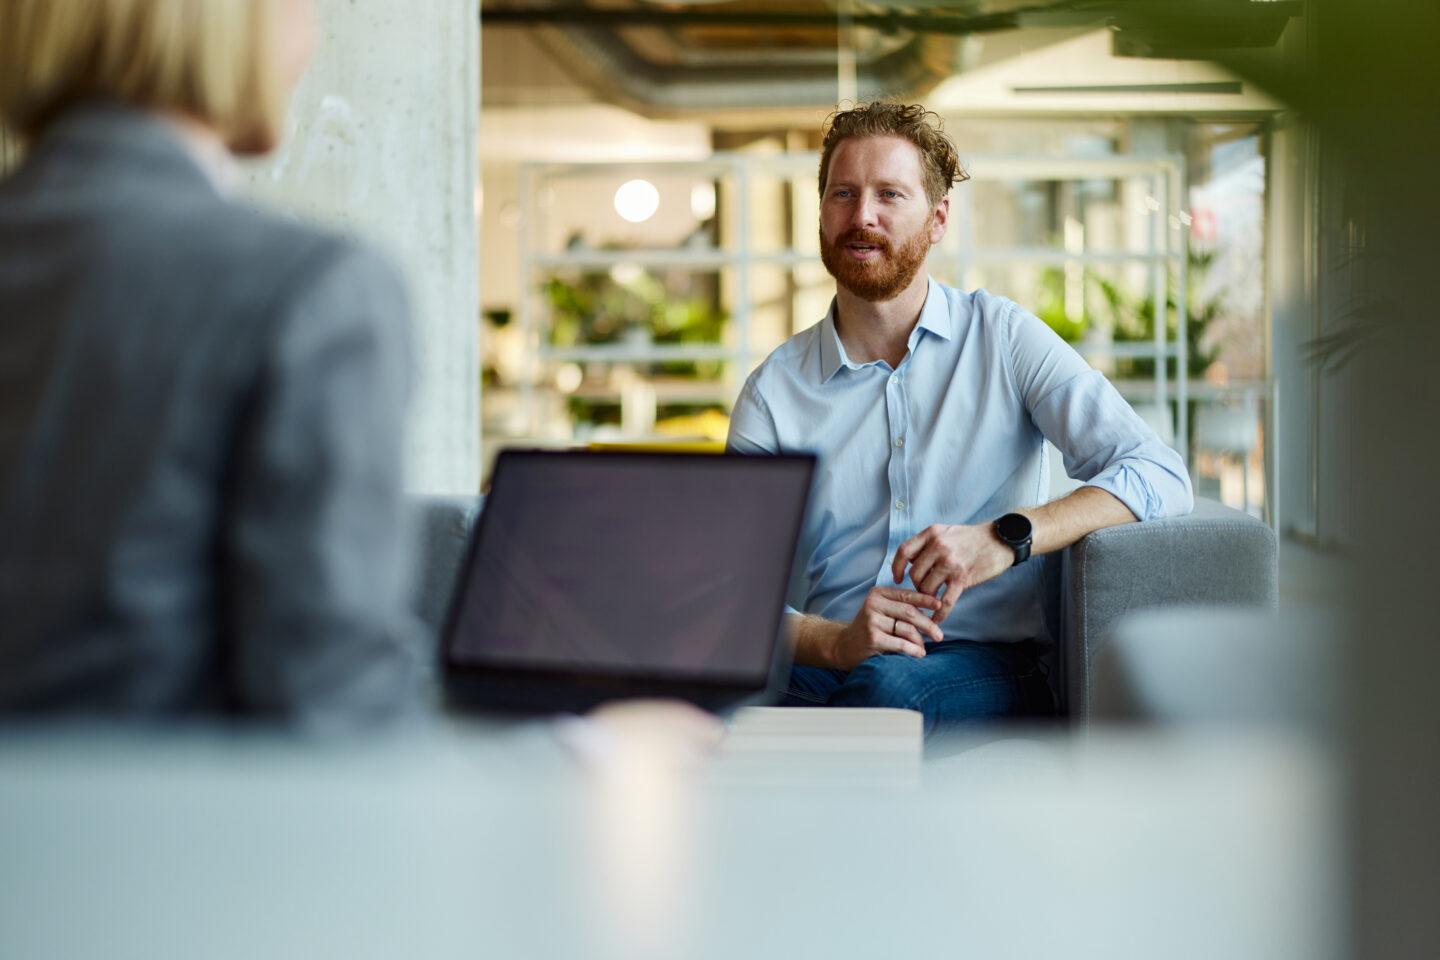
797, 488, 1136, 665
1019, 484, 1136, 556
786, 612, 841, 669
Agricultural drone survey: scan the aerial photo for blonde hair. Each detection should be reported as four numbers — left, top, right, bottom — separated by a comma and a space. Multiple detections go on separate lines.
0, 0, 290, 154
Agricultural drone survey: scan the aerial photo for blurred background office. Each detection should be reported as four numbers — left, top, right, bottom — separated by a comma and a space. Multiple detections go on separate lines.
2, 1, 1436, 958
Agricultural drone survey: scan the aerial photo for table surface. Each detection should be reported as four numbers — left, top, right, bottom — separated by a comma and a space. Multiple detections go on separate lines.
0, 711, 1339, 960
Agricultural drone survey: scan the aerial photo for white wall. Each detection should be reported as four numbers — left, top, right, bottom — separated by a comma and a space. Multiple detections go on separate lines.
243, 0, 482, 495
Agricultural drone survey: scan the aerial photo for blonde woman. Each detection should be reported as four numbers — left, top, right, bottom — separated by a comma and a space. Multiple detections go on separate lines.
0, 0, 423, 723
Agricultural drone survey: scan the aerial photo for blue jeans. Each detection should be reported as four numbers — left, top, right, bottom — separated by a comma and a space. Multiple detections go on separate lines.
781, 640, 1055, 737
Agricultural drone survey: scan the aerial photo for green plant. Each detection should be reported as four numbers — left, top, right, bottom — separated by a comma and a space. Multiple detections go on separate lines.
544, 261, 727, 378
1033, 266, 1089, 343
1089, 250, 1221, 380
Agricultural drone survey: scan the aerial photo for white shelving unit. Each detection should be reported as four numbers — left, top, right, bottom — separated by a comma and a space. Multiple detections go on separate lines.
514, 151, 1189, 457
951, 154, 1190, 457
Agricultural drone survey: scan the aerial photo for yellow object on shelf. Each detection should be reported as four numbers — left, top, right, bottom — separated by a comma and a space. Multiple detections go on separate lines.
656, 408, 731, 441
587, 439, 726, 454
587, 409, 731, 453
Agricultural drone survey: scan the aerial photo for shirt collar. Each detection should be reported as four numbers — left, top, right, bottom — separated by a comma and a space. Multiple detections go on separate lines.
36, 101, 225, 200
819, 277, 951, 382
161, 116, 241, 196
913, 277, 954, 343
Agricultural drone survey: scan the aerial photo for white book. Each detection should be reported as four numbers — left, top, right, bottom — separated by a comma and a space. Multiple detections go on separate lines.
711, 707, 922, 786
724, 706, 921, 752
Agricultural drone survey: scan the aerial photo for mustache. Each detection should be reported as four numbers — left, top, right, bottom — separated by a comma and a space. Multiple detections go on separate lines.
836, 229, 890, 250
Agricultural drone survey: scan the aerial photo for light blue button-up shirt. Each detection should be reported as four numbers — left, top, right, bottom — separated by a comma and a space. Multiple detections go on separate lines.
727, 278, 1194, 644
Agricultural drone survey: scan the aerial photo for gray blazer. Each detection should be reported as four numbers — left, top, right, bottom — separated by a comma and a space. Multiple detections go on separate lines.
0, 104, 425, 724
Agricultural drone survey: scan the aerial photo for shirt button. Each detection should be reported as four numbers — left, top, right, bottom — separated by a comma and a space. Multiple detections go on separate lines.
895, 437, 905, 448
895, 499, 906, 510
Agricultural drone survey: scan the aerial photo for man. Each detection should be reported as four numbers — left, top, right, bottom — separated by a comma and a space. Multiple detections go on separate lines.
727, 102, 1193, 735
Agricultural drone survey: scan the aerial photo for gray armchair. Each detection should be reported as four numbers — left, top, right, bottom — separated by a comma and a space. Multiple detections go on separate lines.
409, 495, 1278, 723
1059, 497, 1277, 721
409, 495, 483, 637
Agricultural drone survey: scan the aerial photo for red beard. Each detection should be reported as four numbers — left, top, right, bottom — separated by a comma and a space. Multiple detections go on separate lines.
819, 216, 933, 302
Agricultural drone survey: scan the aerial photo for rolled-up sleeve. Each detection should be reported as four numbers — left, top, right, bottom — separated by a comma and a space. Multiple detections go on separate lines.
1004, 302, 1193, 521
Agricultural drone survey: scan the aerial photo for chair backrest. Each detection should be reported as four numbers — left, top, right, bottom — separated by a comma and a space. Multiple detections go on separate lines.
408, 496, 483, 638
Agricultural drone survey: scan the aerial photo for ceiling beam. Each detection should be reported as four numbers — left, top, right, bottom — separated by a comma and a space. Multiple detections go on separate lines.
479, 1, 1303, 42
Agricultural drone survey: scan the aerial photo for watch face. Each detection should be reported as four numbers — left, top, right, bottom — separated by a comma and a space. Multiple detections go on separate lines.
995, 512, 1032, 543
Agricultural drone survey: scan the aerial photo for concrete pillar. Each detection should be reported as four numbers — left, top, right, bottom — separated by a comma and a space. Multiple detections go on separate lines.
242, 0, 481, 495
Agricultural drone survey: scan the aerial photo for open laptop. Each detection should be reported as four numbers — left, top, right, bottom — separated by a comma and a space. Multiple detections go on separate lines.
442, 449, 815, 713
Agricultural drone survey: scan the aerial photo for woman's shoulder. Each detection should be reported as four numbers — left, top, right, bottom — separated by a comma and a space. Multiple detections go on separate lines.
149, 195, 408, 332
194, 198, 398, 290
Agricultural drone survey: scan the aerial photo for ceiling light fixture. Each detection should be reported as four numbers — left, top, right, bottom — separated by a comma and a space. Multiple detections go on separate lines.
614, 179, 660, 223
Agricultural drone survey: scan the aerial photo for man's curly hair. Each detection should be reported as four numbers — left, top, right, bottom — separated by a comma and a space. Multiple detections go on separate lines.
818, 102, 968, 207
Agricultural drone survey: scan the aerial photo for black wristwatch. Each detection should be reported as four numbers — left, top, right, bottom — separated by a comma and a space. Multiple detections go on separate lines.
993, 513, 1033, 566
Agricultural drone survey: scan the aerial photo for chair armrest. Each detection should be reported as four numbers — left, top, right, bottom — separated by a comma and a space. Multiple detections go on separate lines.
1060, 497, 1277, 721
1088, 606, 1336, 728
407, 495, 483, 637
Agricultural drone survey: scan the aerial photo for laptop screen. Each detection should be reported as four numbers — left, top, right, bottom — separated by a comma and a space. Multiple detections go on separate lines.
445, 451, 813, 682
